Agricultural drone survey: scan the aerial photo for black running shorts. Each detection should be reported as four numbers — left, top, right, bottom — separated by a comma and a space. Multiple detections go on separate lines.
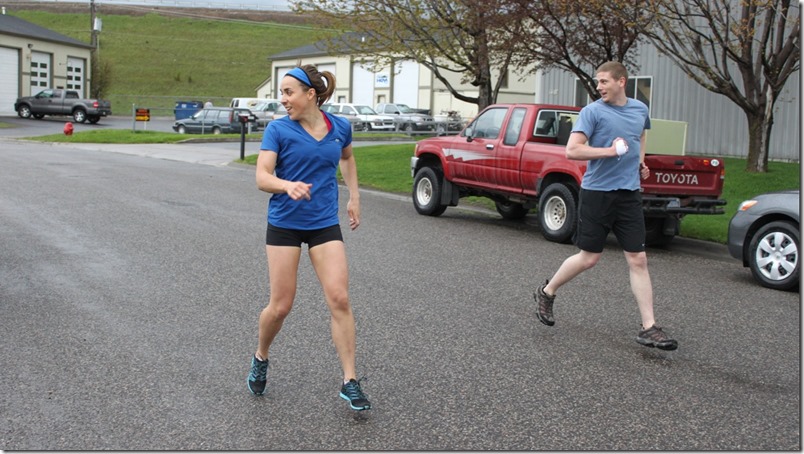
265, 222, 343, 248
574, 189, 646, 253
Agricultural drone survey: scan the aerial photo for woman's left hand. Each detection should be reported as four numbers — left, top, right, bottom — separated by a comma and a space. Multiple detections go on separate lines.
347, 199, 361, 230
640, 162, 650, 180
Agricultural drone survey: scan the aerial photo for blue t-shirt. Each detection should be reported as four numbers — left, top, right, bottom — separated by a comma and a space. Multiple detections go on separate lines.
260, 112, 352, 230
572, 98, 650, 191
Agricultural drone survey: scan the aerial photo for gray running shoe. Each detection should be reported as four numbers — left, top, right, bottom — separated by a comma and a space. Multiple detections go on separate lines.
636, 325, 678, 351
533, 280, 556, 326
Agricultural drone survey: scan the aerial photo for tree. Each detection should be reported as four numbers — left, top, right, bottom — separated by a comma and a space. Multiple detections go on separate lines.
502, 0, 653, 100
291, 0, 517, 109
640, 0, 800, 172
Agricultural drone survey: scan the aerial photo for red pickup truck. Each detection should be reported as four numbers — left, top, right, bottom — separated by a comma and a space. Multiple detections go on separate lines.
410, 103, 726, 246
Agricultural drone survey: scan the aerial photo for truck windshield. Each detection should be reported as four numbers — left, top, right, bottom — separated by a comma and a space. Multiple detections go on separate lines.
356, 106, 378, 115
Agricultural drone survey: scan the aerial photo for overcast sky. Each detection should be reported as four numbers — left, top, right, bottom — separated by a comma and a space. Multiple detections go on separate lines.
29, 0, 291, 10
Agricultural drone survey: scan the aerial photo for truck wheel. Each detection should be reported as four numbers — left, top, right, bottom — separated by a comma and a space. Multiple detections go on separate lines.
33, 113, 45, 119
644, 218, 675, 247
18, 105, 32, 119
538, 183, 577, 244
748, 221, 800, 291
495, 201, 529, 220
413, 167, 448, 216
73, 109, 87, 123
87, 116, 100, 124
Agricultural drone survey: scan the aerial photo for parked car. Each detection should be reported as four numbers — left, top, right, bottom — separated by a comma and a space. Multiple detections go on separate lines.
321, 103, 396, 131
375, 103, 435, 132
727, 189, 800, 291
271, 104, 288, 120
248, 99, 282, 128
172, 107, 256, 134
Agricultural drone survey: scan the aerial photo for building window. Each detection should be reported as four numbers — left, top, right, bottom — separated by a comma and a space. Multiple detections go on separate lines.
574, 76, 652, 112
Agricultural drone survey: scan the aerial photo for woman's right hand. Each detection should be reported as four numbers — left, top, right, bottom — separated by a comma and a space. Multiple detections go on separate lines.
284, 181, 313, 200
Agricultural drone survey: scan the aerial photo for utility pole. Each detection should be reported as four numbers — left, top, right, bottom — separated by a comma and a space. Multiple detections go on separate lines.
90, 0, 97, 51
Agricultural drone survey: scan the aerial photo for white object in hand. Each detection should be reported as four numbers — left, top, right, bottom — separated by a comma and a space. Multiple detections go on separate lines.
614, 139, 628, 156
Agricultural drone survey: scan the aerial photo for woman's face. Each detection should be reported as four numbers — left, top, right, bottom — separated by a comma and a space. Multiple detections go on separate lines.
279, 76, 315, 120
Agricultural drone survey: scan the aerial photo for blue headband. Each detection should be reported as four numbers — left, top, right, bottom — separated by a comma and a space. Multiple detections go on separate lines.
286, 67, 313, 88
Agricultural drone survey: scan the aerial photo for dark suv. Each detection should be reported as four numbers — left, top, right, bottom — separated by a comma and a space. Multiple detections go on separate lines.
173, 107, 257, 134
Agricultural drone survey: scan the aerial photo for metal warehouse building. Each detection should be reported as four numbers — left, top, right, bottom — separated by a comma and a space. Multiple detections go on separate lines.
537, 49, 800, 162
0, 12, 94, 116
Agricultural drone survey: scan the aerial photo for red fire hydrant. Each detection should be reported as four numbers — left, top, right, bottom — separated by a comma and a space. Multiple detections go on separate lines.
63, 122, 74, 136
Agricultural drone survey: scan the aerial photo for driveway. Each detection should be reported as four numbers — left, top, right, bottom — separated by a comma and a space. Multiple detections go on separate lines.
0, 139, 799, 450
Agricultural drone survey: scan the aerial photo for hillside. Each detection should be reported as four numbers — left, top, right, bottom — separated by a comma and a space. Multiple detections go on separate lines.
8, 3, 336, 112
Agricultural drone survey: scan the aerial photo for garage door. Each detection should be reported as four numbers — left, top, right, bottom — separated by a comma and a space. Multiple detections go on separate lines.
351, 63, 374, 106
0, 47, 20, 116
393, 60, 420, 108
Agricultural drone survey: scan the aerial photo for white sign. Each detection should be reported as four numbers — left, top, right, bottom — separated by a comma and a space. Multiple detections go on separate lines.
375, 73, 390, 88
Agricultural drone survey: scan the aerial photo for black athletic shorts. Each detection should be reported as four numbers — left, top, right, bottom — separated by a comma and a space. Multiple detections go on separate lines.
265, 222, 343, 248
574, 189, 646, 253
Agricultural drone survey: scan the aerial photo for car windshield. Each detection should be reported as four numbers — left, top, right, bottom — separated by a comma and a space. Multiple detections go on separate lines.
396, 104, 414, 113
356, 105, 378, 115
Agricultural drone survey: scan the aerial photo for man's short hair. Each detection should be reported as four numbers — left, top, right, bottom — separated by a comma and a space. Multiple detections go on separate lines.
597, 61, 628, 81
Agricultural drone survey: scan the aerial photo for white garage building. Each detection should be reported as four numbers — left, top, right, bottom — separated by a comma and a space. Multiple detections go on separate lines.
0, 13, 94, 116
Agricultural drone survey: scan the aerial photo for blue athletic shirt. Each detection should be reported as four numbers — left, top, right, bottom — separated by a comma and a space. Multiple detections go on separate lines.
260, 111, 352, 230
572, 98, 650, 191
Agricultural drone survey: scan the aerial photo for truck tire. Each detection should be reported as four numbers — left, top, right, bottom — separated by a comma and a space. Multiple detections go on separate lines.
538, 183, 577, 244
413, 167, 448, 216
33, 113, 45, 119
87, 116, 100, 124
748, 220, 800, 291
73, 109, 87, 123
644, 218, 675, 247
17, 105, 32, 119
495, 201, 529, 220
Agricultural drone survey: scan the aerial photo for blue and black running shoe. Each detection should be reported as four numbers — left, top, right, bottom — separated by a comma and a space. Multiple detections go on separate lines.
340, 378, 371, 411
247, 355, 269, 395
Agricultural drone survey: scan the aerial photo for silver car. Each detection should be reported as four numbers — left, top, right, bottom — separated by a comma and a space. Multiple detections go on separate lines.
727, 189, 800, 291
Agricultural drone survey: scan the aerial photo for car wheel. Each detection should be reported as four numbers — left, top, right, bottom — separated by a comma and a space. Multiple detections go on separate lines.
538, 182, 577, 244
412, 166, 448, 216
18, 105, 32, 119
436, 124, 446, 136
177, 125, 187, 134
747, 221, 800, 291
33, 113, 45, 119
495, 201, 529, 220
73, 109, 87, 123
212, 126, 221, 135
403, 123, 414, 133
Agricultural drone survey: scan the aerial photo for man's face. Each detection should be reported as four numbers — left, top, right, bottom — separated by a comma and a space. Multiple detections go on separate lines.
596, 71, 625, 104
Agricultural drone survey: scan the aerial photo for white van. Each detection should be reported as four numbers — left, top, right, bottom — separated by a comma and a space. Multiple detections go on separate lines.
230, 98, 267, 109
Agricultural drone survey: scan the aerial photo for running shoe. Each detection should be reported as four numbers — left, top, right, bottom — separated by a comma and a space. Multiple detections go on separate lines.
636, 325, 678, 351
534, 280, 556, 326
340, 378, 371, 411
247, 355, 269, 395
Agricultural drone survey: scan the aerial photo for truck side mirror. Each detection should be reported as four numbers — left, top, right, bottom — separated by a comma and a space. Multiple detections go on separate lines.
465, 126, 474, 142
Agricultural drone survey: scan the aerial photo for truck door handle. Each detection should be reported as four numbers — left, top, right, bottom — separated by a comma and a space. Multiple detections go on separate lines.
486, 144, 494, 150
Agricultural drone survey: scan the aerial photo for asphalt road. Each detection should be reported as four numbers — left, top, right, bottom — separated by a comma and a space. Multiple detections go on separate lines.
0, 136, 800, 450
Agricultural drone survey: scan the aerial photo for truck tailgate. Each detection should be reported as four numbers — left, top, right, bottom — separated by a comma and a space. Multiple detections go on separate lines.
643, 155, 724, 197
